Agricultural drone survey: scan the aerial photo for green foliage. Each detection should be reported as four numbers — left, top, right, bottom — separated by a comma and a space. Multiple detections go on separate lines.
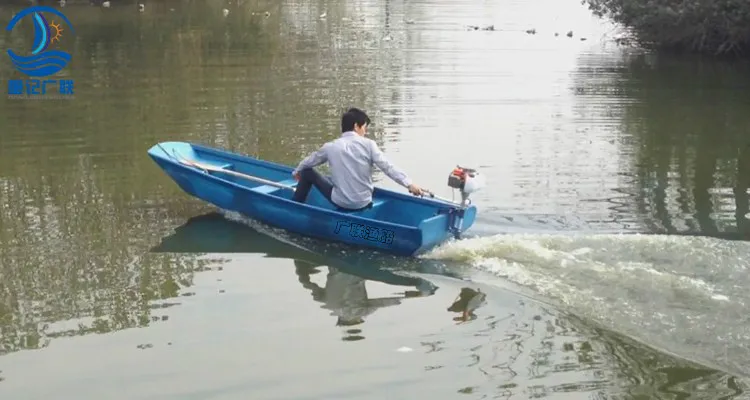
583, 0, 750, 57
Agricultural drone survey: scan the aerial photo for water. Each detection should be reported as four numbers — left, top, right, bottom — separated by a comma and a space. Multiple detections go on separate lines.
1, 0, 749, 398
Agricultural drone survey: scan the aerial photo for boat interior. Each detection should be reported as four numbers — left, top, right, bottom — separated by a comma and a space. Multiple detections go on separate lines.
182, 145, 452, 228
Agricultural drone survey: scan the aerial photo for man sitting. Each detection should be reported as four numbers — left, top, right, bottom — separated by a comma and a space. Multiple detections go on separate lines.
291, 107, 425, 211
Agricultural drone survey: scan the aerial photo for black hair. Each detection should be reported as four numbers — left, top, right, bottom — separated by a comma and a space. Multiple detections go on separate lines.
341, 107, 371, 133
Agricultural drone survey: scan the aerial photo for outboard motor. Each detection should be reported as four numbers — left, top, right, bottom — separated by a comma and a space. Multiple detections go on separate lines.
443, 166, 485, 238
447, 166, 485, 206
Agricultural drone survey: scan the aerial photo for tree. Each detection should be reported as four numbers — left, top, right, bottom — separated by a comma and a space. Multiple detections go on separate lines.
584, 0, 750, 57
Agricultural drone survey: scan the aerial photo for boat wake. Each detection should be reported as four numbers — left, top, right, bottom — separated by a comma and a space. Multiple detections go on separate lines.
421, 232, 750, 379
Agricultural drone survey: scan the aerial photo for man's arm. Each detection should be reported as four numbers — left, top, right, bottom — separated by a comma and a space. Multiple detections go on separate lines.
369, 140, 413, 188
292, 143, 329, 175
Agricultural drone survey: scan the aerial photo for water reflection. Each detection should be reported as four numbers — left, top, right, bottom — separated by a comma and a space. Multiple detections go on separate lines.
428, 301, 748, 399
552, 312, 747, 399
0, 0, 401, 172
295, 260, 429, 341
446, 287, 486, 323
153, 212, 440, 341
573, 50, 750, 239
0, 171, 207, 357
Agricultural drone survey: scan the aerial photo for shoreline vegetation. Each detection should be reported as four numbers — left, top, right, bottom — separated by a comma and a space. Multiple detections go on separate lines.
584, 0, 750, 58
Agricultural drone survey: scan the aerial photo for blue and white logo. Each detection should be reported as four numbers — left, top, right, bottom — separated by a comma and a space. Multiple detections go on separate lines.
6, 6, 75, 98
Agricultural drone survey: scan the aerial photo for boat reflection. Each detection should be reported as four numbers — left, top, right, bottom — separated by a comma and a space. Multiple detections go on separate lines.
152, 212, 439, 340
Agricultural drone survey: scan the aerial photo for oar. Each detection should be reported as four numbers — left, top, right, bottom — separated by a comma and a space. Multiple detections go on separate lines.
184, 159, 297, 191
167, 148, 297, 191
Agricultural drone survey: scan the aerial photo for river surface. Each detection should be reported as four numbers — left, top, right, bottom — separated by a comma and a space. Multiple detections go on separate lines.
1, 0, 749, 399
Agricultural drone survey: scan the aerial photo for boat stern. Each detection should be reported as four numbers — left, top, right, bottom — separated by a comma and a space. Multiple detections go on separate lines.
415, 204, 477, 254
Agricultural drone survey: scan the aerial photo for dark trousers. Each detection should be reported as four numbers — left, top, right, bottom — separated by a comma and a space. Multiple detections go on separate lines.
292, 168, 372, 212
293, 168, 334, 204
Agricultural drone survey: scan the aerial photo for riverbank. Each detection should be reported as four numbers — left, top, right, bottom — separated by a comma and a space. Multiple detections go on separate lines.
584, 0, 750, 57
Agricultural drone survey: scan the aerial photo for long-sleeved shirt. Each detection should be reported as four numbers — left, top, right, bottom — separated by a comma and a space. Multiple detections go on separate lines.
292, 131, 412, 209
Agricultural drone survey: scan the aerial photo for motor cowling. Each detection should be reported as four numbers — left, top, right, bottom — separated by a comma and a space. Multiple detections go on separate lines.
447, 166, 485, 194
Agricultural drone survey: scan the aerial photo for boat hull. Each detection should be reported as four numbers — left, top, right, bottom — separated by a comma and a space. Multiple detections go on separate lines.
147, 141, 477, 256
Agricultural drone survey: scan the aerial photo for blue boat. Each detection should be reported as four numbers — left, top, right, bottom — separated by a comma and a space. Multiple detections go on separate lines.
147, 141, 484, 257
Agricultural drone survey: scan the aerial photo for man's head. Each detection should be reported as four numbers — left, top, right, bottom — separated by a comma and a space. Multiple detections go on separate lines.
341, 107, 371, 136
